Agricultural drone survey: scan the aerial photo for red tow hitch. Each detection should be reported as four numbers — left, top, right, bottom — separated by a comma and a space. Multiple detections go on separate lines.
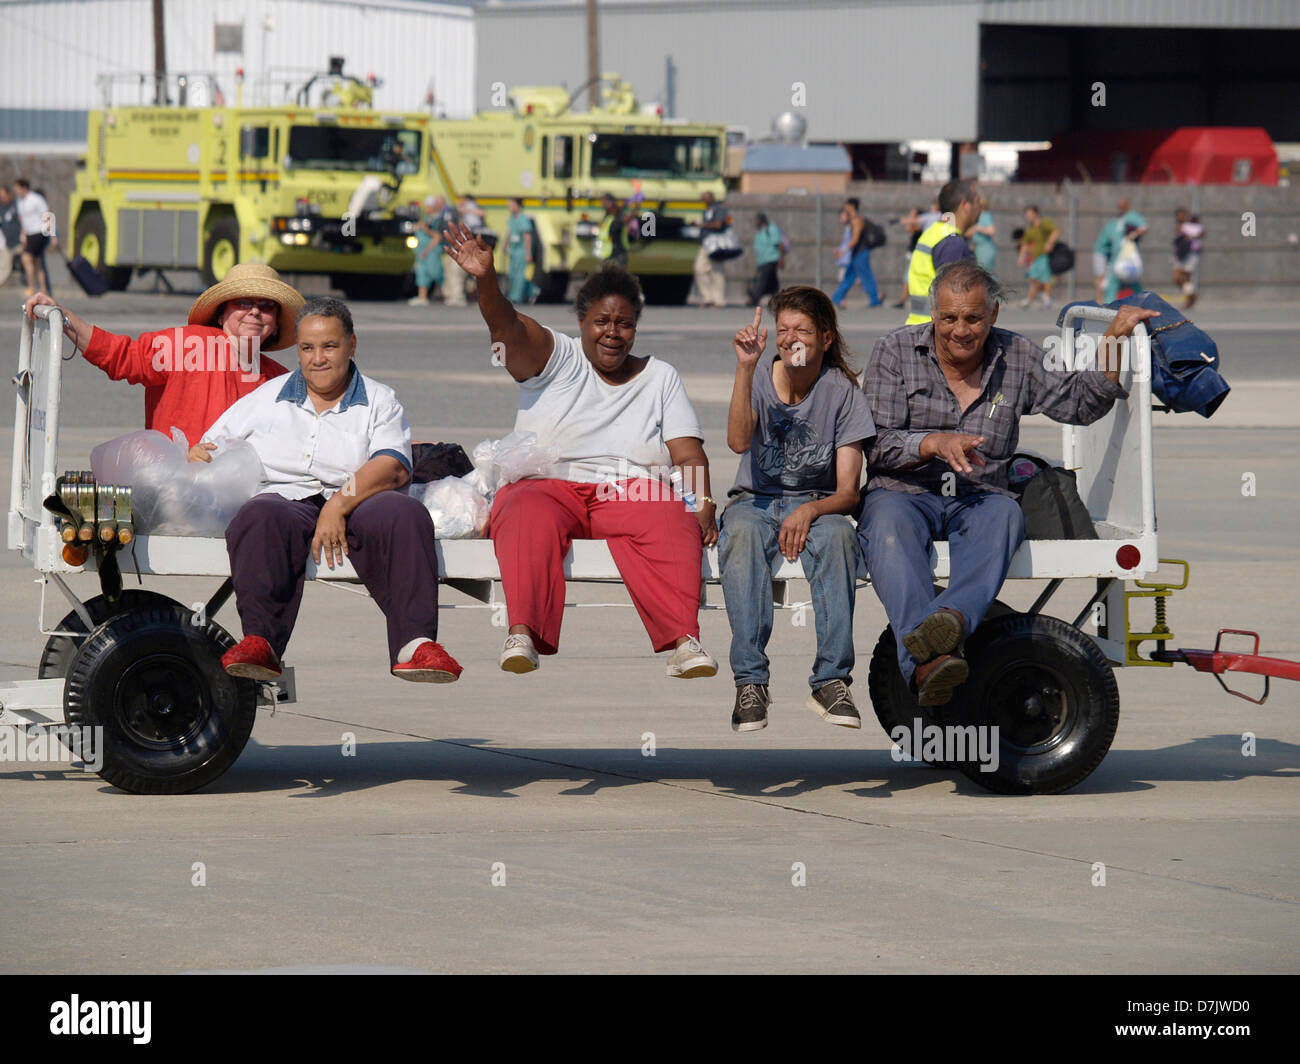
1151, 630, 1300, 705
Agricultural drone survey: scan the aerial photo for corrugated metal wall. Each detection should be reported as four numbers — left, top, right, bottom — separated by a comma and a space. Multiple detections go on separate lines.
474, 0, 981, 143
979, 0, 1300, 27
0, 0, 475, 145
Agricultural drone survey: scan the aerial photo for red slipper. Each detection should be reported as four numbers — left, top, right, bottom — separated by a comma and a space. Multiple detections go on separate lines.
222, 635, 283, 681
392, 641, 462, 683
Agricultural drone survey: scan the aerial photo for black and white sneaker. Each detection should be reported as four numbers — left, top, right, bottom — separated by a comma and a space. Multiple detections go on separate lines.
732, 684, 771, 732
807, 680, 861, 729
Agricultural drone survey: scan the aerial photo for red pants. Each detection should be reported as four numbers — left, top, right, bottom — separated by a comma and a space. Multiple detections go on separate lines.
490, 478, 703, 654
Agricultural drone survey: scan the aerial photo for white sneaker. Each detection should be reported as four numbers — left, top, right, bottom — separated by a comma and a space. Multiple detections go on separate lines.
406, 296, 427, 306
499, 632, 539, 674
666, 636, 718, 679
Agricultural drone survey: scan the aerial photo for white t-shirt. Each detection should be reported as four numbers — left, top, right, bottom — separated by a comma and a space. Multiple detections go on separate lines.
514, 327, 703, 484
17, 191, 50, 236
205, 365, 412, 500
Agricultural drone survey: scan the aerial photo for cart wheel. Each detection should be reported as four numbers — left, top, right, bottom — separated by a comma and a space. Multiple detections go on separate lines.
39, 591, 183, 679
866, 626, 957, 767
64, 603, 257, 795
866, 600, 1017, 768
957, 614, 1119, 795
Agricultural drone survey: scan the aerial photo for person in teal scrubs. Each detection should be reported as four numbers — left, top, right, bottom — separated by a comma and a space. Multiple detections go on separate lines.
506, 197, 539, 305
970, 196, 998, 278
409, 196, 446, 305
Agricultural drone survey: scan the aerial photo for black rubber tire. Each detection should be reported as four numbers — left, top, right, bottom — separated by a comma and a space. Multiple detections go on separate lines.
39, 590, 183, 679
200, 216, 240, 287
335, 273, 407, 301
638, 274, 694, 306
73, 208, 133, 290
64, 604, 257, 795
956, 613, 1120, 795
867, 625, 958, 767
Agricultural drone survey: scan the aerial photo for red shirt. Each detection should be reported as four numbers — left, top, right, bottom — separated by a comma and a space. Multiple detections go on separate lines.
83, 324, 289, 447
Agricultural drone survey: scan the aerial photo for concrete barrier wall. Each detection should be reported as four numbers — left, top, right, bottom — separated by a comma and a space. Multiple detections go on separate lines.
4, 154, 1296, 305
717, 183, 1300, 306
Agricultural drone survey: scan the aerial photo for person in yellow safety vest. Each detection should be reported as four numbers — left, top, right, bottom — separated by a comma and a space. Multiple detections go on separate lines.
598, 193, 631, 266
904, 179, 982, 326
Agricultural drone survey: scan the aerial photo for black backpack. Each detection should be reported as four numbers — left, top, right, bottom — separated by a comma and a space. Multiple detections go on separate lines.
861, 218, 886, 249
1010, 454, 1097, 540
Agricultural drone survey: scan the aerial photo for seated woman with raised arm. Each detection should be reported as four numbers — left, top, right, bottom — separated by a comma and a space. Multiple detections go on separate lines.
445, 222, 720, 678
190, 296, 462, 685
24, 263, 301, 448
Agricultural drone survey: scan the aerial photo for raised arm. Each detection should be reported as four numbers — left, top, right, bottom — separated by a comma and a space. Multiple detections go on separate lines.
727, 306, 765, 453
444, 221, 552, 382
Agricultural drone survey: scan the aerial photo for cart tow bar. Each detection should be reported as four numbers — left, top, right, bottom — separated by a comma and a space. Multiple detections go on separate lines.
1150, 631, 1300, 705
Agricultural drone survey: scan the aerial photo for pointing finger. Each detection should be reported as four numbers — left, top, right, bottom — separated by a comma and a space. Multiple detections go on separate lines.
752, 306, 762, 330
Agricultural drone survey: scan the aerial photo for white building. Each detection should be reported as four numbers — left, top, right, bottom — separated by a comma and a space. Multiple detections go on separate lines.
0, 0, 476, 152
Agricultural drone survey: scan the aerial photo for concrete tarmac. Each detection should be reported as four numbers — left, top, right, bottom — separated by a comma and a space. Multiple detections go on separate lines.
0, 293, 1296, 973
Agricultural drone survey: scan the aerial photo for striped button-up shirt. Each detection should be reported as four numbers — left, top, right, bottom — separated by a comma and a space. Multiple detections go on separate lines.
863, 322, 1126, 497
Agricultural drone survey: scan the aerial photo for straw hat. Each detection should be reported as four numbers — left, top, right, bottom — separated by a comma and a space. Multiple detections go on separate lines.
188, 264, 305, 351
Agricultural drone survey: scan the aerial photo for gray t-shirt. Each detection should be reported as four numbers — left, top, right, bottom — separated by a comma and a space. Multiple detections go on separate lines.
731, 358, 876, 496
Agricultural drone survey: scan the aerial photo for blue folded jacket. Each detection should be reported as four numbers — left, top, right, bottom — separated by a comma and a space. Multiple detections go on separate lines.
1057, 292, 1230, 418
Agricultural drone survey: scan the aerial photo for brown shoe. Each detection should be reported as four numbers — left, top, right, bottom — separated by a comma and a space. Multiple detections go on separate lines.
902, 608, 965, 665
912, 653, 969, 707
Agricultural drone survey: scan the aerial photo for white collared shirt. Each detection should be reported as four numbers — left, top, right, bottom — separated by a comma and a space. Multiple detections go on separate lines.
204, 364, 412, 500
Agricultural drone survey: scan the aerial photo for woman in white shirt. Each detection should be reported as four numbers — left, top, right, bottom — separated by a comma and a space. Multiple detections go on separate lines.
446, 222, 720, 678
191, 296, 462, 685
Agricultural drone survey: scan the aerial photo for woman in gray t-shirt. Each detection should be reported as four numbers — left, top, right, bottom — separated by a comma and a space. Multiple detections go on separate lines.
719, 287, 876, 733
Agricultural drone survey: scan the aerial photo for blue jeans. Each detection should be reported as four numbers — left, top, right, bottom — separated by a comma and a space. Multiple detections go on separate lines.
718, 492, 862, 689
831, 248, 880, 306
857, 489, 1025, 684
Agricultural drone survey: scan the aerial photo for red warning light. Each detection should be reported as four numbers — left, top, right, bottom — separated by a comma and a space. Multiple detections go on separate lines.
1116, 545, 1141, 570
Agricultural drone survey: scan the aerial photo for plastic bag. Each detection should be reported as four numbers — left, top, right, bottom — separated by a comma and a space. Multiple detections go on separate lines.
1113, 238, 1143, 283
90, 428, 264, 536
411, 475, 490, 539
466, 431, 559, 500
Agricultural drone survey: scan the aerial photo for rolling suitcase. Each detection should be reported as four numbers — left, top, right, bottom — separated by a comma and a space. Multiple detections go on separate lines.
65, 254, 109, 296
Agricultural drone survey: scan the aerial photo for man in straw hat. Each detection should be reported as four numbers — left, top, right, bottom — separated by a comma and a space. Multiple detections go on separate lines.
24, 263, 304, 448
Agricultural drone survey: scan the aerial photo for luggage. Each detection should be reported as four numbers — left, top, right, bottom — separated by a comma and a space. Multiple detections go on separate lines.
411, 441, 473, 483
1009, 454, 1097, 540
1057, 292, 1230, 418
65, 254, 109, 296
703, 228, 744, 261
1048, 243, 1075, 275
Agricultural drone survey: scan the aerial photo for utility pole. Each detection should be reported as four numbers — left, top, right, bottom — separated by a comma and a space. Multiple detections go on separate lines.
586, 0, 599, 108
152, 0, 167, 105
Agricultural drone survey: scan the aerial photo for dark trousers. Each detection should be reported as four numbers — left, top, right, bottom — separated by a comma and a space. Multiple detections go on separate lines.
748, 261, 780, 305
226, 491, 440, 665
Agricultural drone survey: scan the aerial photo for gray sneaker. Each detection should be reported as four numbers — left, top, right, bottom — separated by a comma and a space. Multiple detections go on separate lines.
732, 684, 770, 732
806, 680, 861, 729
666, 636, 718, 678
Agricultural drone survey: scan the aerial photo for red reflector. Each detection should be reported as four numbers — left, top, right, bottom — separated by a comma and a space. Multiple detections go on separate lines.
1116, 545, 1141, 570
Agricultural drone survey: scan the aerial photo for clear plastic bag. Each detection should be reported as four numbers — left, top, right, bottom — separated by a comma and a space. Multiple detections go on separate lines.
410, 475, 489, 539
90, 428, 264, 536
466, 431, 559, 500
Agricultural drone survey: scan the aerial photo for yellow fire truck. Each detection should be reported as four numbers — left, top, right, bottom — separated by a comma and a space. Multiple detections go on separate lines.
70, 68, 726, 303
427, 74, 727, 303
70, 65, 430, 300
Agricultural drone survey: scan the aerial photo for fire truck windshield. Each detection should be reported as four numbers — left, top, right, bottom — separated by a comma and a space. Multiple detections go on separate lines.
285, 127, 421, 174
588, 134, 720, 179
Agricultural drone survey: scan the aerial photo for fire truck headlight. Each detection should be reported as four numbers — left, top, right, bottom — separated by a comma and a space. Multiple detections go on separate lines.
280, 234, 295, 245
406, 236, 418, 249
294, 233, 309, 246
